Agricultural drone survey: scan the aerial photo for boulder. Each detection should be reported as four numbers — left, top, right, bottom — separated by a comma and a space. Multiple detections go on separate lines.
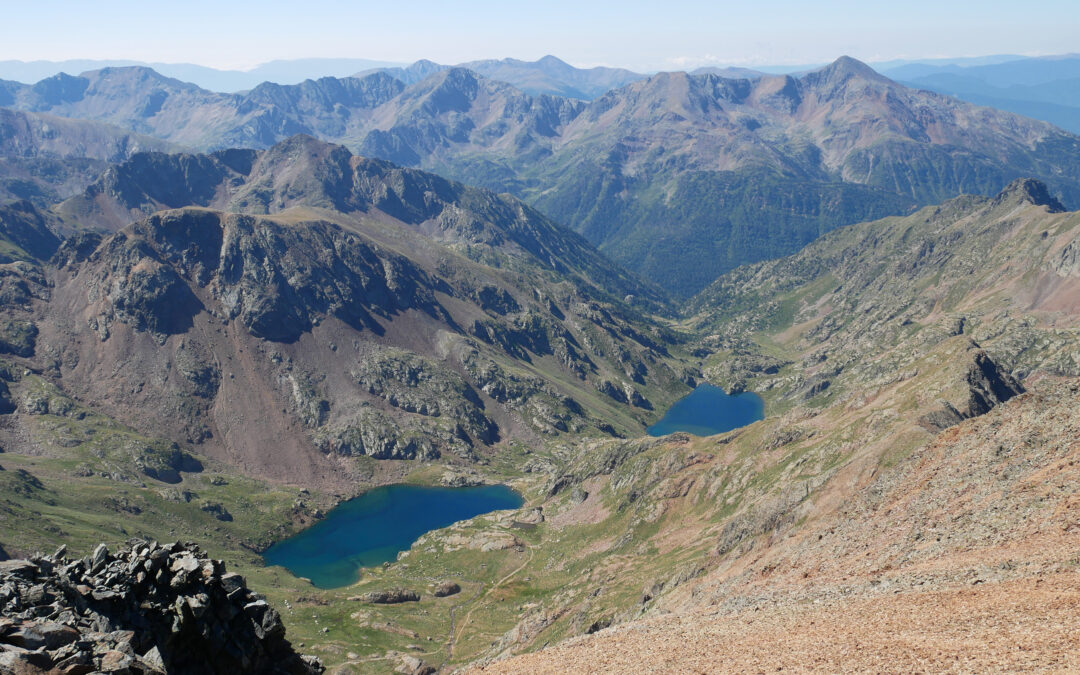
360, 588, 420, 604
432, 581, 461, 598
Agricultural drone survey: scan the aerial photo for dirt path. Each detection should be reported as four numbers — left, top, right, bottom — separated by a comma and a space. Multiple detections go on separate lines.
441, 547, 535, 671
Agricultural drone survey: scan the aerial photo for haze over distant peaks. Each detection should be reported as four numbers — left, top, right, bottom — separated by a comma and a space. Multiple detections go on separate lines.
880, 53, 1080, 134
0, 57, 406, 92
356, 55, 645, 99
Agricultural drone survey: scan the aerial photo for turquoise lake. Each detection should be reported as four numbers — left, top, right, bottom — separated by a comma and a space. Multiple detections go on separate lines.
647, 383, 764, 437
263, 484, 523, 589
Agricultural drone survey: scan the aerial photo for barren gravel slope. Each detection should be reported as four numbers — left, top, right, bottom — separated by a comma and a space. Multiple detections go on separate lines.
471, 382, 1080, 673
472, 573, 1080, 674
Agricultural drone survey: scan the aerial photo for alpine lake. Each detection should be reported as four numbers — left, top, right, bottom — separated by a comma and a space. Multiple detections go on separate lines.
263, 484, 523, 589
646, 383, 764, 437
265, 384, 761, 588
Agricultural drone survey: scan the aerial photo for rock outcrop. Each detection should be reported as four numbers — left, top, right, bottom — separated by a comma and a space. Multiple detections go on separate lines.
0, 541, 322, 674
431, 581, 461, 598
358, 589, 420, 605
919, 347, 1025, 431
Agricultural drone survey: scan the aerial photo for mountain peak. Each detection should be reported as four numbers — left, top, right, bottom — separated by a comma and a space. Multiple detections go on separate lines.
429, 66, 481, 85
994, 178, 1066, 212
264, 132, 341, 155
76, 65, 203, 93
81, 65, 172, 82
813, 55, 889, 83
537, 55, 570, 68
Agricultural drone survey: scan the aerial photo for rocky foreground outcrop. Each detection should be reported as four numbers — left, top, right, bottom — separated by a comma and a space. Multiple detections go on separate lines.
0, 540, 322, 674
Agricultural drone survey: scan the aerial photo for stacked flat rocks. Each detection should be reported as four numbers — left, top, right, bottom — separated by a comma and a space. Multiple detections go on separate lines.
0, 540, 323, 674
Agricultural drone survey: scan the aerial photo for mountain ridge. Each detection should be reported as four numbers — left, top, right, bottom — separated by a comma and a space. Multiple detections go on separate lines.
7, 57, 1080, 295
56, 134, 668, 310
0, 135, 688, 491
356, 55, 645, 100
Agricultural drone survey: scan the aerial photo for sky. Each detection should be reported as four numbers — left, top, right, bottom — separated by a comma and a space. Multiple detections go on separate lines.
2, 0, 1078, 72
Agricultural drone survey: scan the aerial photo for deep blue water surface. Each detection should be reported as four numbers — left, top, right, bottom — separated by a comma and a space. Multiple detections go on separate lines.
263, 484, 523, 589
647, 384, 764, 437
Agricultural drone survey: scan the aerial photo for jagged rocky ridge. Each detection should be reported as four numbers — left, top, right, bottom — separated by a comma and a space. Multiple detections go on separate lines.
0, 108, 174, 207
355, 55, 645, 99
0, 540, 321, 674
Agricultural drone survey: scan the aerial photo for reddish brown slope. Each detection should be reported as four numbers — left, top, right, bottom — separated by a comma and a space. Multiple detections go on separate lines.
472, 381, 1080, 673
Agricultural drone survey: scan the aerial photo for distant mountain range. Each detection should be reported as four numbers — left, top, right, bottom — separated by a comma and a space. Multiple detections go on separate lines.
3, 57, 1080, 295
879, 54, 1080, 134
356, 55, 644, 99
0, 55, 645, 100
0, 58, 404, 92
4, 52, 1079, 137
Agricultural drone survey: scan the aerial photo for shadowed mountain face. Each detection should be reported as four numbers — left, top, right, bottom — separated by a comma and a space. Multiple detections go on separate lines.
6, 57, 1079, 295
0, 108, 175, 206
0, 136, 685, 487
57, 135, 665, 311
0, 200, 62, 263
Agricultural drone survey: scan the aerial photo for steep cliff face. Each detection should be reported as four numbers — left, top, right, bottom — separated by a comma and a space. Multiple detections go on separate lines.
86, 209, 452, 343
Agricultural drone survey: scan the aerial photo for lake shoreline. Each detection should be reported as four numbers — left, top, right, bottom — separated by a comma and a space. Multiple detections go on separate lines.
647, 383, 765, 437
262, 483, 524, 589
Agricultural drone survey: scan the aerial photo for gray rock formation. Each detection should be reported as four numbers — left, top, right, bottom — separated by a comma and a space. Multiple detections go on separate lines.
359, 589, 420, 604
431, 581, 461, 598
0, 541, 322, 674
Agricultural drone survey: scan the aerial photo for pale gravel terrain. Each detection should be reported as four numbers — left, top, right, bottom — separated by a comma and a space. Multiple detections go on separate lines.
469, 382, 1080, 673
472, 573, 1080, 674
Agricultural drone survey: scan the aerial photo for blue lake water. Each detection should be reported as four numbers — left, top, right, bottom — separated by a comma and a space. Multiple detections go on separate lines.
647, 384, 764, 437
262, 484, 523, 589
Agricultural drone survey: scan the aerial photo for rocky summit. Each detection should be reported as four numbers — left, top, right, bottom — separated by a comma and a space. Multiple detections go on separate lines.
0, 540, 321, 674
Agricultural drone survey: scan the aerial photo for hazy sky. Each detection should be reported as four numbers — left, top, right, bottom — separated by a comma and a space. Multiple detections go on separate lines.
3, 0, 1078, 71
